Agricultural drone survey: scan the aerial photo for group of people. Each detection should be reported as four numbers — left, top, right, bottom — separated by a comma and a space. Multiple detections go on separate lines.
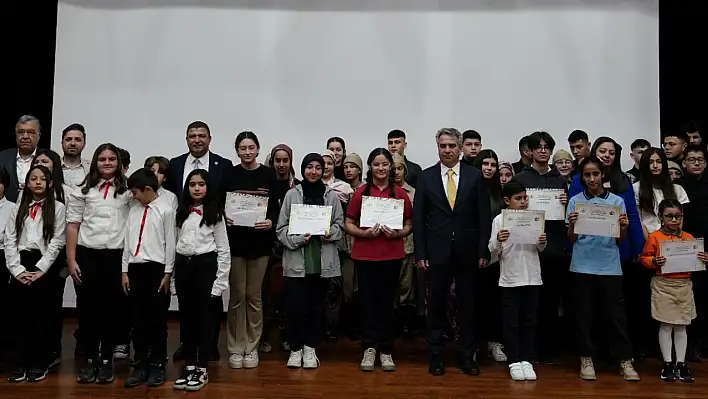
0, 114, 706, 391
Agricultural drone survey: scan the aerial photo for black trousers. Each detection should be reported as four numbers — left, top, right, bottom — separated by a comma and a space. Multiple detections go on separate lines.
285, 275, 327, 351
574, 273, 632, 360
689, 270, 708, 349
427, 257, 478, 359
12, 250, 54, 369
477, 262, 503, 344
357, 259, 401, 354
76, 245, 123, 360
128, 262, 170, 365
175, 253, 218, 368
622, 260, 654, 356
501, 285, 540, 364
178, 294, 222, 351
50, 250, 67, 355
537, 256, 568, 359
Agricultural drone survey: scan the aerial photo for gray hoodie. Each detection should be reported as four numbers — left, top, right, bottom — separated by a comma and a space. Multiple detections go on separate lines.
276, 185, 344, 278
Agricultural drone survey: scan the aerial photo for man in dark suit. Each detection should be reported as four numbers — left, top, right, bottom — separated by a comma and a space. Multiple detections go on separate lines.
0, 115, 42, 202
413, 128, 492, 376
164, 120, 233, 362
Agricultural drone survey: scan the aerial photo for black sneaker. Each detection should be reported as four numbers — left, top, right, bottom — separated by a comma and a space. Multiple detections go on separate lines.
173, 343, 184, 362
124, 367, 149, 388
173, 367, 195, 390
26, 368, 48, 382
185, 368, 209, 391
8, 368, 27, 383
77, 360, 97, 384
96, 359, 114, 384
676, 362, 694, 383
146, 364, 166, 387
660, 362, 676, 382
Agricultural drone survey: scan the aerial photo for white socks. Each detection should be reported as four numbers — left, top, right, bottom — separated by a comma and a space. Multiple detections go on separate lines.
658, 323, 688, 363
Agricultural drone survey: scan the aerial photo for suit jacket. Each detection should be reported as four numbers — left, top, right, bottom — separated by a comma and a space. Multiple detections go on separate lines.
413, 162, 491, 266
0, 148, 39, 203
164, 151, 233, 202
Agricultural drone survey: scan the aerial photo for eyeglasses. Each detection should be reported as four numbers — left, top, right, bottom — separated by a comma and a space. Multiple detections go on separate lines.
685, 157, 705, 164
534, 146, 551, 152
662, 214, 683, 220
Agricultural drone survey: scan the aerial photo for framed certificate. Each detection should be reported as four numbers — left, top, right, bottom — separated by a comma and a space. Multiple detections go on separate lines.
527, 188, 565, 220
501, 209, 545, 244
288, 204, 333, 235
660, 238, 706, 274
360, 196, 404, 230
225, 192, 268, 227
574, 203, 621, 238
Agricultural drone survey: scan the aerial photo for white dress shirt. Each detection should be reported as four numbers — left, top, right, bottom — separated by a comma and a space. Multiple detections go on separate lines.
0, 197, 15, 250
62, 157, 91, 188
440, 162, 461, 194
66, 178, 132, 250
16, 149, 37, 189
183, 152, 210, 187
4, 199, 67, 277
176, 205, 231, 296
158, 186, 179, 212
488, 213, 546, 287
122, 195, 177, 273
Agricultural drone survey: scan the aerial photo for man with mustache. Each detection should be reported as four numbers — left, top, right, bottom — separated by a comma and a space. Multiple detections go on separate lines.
0, 115, 42, 202
60, 123, 91, 189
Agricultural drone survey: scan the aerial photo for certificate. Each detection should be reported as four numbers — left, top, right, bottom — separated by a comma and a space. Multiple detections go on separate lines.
360, 196, 404, 230
574, 203, 621, 238
225, 192, 267, 227
501, 209, 545, 244
527, 188, 565, 220
660, 238, 706, 274
288, 204, 333, 235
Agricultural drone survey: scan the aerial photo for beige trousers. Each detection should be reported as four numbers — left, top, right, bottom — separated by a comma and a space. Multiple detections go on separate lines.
227, 256, 269, 355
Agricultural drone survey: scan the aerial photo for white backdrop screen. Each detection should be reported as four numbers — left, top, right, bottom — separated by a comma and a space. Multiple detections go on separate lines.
53, 0, 659, 308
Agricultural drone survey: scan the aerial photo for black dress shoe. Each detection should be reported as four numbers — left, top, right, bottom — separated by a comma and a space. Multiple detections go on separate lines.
173, 343, 184, 362
429, 355, 445, 376
459, 358, 480, 376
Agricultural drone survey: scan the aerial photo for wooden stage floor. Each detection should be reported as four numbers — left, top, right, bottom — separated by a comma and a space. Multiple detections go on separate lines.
1, 319, 707, 398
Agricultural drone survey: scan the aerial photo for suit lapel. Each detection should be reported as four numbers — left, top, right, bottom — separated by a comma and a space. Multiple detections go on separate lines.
10, 150, 19, 186
454, 165, 470, 211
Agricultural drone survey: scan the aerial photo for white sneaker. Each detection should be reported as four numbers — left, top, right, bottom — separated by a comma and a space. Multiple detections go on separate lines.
303, 346, 320, 369
228, 353, 244, 369
488, 342, 507, 362
243, 350, 259, 369
360, 348, 376, 372
287, 350, 303, 368
521, 361, 537, 380
580, 357, 596, 381
259, 341, 272, 353
380, 354, 396, 372
509, 362, 525, 381
113, 344, 129, 360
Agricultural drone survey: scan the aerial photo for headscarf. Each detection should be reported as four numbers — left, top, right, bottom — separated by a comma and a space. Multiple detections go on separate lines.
300, 153, 326, 205
269, 144, 296, 188
552, 149, 573, 164
498, 161, 514, 176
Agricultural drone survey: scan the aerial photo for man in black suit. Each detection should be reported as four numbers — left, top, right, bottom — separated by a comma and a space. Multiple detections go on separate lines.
164, 120, 233, 362
413, 128, 492, 376
0, 115, 42, 202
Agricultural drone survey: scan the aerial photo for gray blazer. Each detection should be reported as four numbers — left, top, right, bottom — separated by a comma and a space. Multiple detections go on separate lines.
276, 185, 344, 278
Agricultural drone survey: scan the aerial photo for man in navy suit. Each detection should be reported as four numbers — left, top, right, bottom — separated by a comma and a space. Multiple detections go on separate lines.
413, 128, 491, 376
0, 115, 42, 202
165, 120, 233, 362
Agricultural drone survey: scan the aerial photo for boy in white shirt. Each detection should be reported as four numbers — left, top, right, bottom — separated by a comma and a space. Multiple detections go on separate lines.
489, 180, 546, 381
121, 168, 176, 389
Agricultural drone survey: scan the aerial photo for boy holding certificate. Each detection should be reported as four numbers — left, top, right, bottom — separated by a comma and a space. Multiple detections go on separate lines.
488, 181, 546, 381
640, 199, 708, 383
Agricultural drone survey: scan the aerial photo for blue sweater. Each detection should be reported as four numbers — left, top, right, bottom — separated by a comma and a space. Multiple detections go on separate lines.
568, 173, 644, 261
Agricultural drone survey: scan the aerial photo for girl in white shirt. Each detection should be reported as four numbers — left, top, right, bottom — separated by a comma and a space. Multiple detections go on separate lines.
66, 143, 131, 384
4, 165, 66, 383
489, 180, 546, 382
172, 169, 230, 392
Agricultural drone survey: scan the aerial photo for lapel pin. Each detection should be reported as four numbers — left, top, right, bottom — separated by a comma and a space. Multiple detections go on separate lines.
215, 161, 219, 165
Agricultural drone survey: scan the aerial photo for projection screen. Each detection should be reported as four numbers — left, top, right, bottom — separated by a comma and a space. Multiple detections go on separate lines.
53, 0, 659, 308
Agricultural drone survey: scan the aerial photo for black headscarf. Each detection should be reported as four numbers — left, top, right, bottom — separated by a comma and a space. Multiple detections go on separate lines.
300, 153, 326, 206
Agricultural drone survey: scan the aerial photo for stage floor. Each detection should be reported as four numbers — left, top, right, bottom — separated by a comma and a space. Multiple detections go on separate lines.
1, 319, 707, 398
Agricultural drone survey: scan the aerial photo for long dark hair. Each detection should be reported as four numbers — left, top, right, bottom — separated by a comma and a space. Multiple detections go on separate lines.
363, 148, 396, 198
177, 169, 223, 228
589, 137, 628, 193
32, 148, 66, 204
16, 165, 57, 245
473, 149, 501, 200
80, 143, 127, 196
638, 147, 675, 215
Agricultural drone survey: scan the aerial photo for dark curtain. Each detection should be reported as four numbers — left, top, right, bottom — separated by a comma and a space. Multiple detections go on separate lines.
2, 1, 706, 151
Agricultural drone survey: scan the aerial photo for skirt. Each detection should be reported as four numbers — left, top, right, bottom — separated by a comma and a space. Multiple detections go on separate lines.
650, 276, 696, 325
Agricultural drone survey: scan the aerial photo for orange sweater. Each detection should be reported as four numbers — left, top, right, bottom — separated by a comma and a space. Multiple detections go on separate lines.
640, 230, 694, 279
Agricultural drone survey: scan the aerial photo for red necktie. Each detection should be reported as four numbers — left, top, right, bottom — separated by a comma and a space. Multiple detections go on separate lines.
30, 202, 41, 220
100, 180, 113, 199
133, 206, 149, 256
190, 207, 202, 216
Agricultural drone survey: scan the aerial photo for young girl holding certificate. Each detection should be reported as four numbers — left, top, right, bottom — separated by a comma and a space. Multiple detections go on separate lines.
488, 180, 546, 381
276, 153, 344, 369
566, 157, 639, 382
640, 199, 707, 383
